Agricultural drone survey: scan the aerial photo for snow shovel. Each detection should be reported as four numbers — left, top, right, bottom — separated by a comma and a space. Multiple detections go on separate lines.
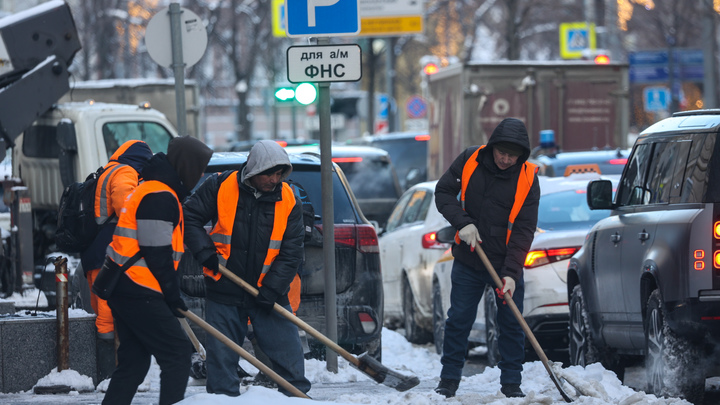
179, 318, 206, 361
179, 309, 310, 399
474, 245, 575, 402
218, 264, 420, 392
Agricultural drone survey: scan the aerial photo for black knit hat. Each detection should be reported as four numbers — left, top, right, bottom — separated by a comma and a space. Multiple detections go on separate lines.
494, 141, 523, 157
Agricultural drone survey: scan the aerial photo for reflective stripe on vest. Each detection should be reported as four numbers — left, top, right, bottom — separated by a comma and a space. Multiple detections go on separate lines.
95, 162, 129, 224
456, 145, 538, 245
203, 173, 297, 287
106, 181, 184, 294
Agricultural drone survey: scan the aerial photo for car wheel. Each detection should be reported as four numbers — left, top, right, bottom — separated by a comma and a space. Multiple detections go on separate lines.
645, 289, 705, 404
432, 280, 445, 354
568, 285, 600, 367
484, 285, 500, 366
403, 277, 431, 344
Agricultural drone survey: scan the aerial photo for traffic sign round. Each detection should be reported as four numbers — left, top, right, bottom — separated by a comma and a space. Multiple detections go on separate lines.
405, 96, 426, 119
145, 7, 208, 68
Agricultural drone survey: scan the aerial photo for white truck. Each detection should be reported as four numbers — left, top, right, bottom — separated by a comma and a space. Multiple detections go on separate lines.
0, 1, 180, 304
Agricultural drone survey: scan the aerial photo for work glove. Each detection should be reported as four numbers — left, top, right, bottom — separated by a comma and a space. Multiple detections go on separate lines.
168, 297, 188, 318
202, 254, 219, 276
458, 224, 482, 251
495, 276, 516, 305
256, 286, 279, 313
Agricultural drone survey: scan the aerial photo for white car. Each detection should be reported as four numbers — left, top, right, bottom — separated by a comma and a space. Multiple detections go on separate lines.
431, 173, 619, 360
379, 180, 449, 343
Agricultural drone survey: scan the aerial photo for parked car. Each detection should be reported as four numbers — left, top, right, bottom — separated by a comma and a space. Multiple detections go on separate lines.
431, 173, 618, 361
378, 180, 449, 344
227, 138, 318, 152
530, 148, 629, 177
179, 151, 383, 361
348, 131, 429, 191
567, 109, 720, 404
284, 144, 403, 230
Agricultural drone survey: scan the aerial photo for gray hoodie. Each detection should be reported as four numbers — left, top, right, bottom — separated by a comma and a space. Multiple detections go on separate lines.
241, 140, 293, 195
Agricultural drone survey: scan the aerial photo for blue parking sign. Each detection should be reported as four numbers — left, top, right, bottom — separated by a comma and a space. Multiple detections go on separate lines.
285, 0, 360, 37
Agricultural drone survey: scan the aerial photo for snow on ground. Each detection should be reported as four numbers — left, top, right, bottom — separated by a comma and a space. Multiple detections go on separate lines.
0, 327, 697, 405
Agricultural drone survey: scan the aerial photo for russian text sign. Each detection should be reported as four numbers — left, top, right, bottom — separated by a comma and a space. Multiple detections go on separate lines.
287, 44, 362, 83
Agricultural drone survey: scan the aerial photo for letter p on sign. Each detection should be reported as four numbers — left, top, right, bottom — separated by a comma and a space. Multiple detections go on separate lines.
307, 0, 339, 26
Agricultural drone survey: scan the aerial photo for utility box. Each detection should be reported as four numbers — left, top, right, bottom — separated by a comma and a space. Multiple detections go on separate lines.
426, 61, 630, 180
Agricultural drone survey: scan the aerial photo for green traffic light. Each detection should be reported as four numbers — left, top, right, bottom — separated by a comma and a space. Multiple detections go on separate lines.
295, 83, 317, 105
275, 87, 295, 102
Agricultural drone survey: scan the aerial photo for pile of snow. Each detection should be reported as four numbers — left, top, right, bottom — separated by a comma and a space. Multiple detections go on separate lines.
33, 368, 94, 393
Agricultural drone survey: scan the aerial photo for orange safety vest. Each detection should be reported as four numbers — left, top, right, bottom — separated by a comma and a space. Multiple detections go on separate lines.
94, 162, 130, 224
107, 181, 184, 293
203, 172, 297, 289
456, 145, 538, 245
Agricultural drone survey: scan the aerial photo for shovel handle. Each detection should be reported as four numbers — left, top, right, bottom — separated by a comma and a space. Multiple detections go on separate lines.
180, 309, 309, 399
179, 317, 206, 361
217, 264, 362, 369
475, 246, 573, 402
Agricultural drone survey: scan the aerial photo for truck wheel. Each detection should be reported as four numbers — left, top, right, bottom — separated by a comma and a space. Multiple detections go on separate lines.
645, 289, 705, 404
568, 285, 600, 367
432, 280, 445, 354
403, 277, 431, 344
484, 285, 500, 367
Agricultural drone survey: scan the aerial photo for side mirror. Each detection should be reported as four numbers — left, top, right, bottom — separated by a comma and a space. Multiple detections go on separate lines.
587, 180, 614, 210
57, 121, 78, 187
436, 226, 456, 244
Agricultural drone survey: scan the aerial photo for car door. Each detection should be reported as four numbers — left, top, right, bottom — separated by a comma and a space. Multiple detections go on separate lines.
379, 190, 413, 320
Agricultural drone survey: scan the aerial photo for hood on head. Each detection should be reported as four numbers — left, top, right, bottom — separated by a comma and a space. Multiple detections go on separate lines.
110, 140, 153, 173
166, 136, 213, 191
242, 140, 293, 183
486, 117, 532, 163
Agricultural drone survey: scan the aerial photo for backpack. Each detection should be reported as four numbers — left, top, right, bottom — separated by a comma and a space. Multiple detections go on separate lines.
287, 179, 320, 245
55, 164, 123, 253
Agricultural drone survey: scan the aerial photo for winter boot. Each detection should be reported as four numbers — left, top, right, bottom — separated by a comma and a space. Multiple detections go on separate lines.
434, 378, 459, 398
501, 383, 525, 398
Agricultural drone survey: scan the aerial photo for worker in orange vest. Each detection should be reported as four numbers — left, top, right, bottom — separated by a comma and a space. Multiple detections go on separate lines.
183, 140, 310, 397
434, 118, 540, 399
98, 136, 212, 405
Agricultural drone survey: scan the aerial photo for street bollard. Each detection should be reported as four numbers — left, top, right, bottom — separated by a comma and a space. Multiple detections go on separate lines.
55, 256, 69, 371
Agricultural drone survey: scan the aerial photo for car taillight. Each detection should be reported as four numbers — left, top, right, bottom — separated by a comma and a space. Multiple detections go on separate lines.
323, 224, 379, 253
421, 231, 447, 249
415, 134, 430, 141
609, 158, 628, 165
524, 247, 579, 269
713, 221, 720, 271
332, 157, 363, 163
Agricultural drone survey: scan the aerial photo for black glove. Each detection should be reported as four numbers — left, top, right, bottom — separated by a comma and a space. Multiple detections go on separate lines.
202, 254, 219, 275
256, 286, 279, 313
168, 297, 188, 318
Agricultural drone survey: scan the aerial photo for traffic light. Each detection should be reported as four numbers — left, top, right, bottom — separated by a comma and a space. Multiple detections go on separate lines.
594, 53, 610, 64
295, 83, 317, 105
423, 62, 439, 75
420, 55, 441, 76
274, 86, 295, 102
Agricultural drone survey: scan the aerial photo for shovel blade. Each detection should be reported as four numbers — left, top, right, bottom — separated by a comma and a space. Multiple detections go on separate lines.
356, 353, 420, 392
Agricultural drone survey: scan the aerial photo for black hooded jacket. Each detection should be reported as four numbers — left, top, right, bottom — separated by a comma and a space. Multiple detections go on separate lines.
434, 118, 540, 282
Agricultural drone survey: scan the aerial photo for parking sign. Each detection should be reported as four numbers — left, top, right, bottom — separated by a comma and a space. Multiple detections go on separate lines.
285, 0, 360, 37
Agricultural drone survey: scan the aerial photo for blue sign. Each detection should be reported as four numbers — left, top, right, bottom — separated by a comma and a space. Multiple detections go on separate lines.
285, 0, 360, 37
643, 86, 670, 112
629, 48, 704, 83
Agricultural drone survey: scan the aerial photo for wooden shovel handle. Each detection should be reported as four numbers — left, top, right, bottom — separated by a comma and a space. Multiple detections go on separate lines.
180, 309, 309, 399
217, 264, 362, 368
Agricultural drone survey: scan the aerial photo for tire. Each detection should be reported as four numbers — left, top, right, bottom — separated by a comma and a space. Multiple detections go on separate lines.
645, 289, 705, 404
568, 285, 600, 367
484, 285, 500, 366
403, 277, 431, 344
432, 280, 445, 354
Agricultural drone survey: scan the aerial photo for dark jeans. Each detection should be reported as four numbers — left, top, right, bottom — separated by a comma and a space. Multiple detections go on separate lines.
440, 258, 525, 384
104, 295, 191, 405
205, 299, 311, 396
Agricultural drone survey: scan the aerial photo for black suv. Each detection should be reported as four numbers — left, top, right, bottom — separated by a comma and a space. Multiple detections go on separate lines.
180, 151, 383, 361
566, 110, 720, 404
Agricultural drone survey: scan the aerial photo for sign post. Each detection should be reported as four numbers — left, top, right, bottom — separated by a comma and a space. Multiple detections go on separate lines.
284, 0, 361, 373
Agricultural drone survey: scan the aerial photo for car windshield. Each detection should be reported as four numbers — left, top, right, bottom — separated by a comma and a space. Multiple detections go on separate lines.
335, 159, 400, 199
370, 138, 427, 189
537, 189, 612, 230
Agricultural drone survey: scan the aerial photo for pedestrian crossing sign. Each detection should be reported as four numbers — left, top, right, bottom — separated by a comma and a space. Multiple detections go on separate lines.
560, 22, 596, 59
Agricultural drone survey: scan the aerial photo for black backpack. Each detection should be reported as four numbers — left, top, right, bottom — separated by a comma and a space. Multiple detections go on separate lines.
287, 179, 320, 245
55, 164, 124, 253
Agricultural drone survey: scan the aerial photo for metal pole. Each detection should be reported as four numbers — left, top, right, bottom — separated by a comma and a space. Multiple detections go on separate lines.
55, 256, 69, 371
317, 37, 338, 373
385, 37, 396, 133
169, 3, 188, 137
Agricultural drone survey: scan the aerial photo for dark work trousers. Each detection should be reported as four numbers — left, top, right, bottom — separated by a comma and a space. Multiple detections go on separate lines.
104, 295, 191, 405
205, 299, 311, 396
440, 258, 525, 384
